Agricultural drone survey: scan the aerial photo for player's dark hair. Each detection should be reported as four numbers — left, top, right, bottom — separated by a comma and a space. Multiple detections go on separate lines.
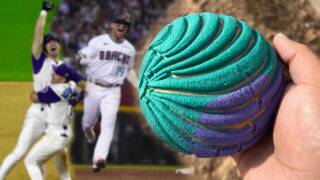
43, 33, 59, 53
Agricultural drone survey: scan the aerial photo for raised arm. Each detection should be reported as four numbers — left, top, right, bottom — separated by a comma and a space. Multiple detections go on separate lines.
32, 1, 54, 59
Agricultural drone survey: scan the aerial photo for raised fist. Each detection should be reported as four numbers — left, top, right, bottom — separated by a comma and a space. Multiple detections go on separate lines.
42, 1, 54, 12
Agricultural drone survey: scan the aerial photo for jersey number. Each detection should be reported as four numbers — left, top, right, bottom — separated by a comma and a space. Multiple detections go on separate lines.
114, 66, 126, 77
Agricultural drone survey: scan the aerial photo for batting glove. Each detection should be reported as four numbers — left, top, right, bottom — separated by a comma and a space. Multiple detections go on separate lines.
42, 1, 54, 12
68, 91, 85, 106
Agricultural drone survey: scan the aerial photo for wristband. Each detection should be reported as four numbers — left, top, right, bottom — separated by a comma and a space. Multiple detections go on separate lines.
40, 10, 47, 16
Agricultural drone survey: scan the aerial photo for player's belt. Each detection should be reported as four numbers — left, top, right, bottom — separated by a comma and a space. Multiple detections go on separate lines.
88, 78, 122, 88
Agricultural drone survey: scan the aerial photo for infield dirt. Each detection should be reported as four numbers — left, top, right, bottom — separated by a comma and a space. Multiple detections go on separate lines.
75, 168, 196, 180
0, 82, 69, 180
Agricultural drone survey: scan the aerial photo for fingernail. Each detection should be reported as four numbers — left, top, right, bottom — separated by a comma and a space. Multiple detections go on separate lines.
276, 33, 288, 39
276, 33, 289, 40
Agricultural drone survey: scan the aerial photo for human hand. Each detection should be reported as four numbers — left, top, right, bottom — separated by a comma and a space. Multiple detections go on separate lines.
30, 91, 39, 103
233, 33, 320, 180
68, 90, 85, 106
42, 1, 54, 12
77, 80, 87, 91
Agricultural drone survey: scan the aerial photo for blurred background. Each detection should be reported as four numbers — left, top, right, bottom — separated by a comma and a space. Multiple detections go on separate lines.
51, 0, 180, 166
0, 0, 319, 179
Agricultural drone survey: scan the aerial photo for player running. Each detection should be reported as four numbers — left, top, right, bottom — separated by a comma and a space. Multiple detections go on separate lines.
78, 10, 137, 172
0, 1, 84, 179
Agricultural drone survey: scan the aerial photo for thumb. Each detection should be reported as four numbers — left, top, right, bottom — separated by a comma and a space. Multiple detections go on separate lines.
273, 33, 320, 87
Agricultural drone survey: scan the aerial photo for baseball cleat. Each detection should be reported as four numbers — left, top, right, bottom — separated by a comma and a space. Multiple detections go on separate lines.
83, 127, 96, 143
92, 159, 106, 173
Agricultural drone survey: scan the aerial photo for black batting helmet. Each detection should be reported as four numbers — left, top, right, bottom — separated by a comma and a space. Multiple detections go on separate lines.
43, 33, 59, 52
111, 10, 131, 26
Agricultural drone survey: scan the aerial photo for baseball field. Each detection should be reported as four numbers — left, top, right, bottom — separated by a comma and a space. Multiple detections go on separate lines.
0, 1, 69, 179
0, 82, 188, 179
0, 82, 66, 179
74, 165, 194, 180
0, 1, 190, 179
0, 0, 59, 81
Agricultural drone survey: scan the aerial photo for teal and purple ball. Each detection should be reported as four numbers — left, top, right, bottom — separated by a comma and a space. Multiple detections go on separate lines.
138, 12, 285, 157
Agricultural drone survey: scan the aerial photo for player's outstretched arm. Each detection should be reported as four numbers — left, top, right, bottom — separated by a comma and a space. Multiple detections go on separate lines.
55, 63, 87, 91
32, 1, 54, 59
31, 83, 84, 106
30, 63, 87, 105
30, 87, 62, 104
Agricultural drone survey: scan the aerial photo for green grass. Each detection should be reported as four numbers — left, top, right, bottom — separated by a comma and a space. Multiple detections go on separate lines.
74, 164, 185, 171
0, 0, 60, 81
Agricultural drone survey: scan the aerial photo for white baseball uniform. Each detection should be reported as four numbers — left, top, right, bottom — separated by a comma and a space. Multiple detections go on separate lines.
0, 53, 70, 180
79, 34, 136, 164
25, 81, 76, 180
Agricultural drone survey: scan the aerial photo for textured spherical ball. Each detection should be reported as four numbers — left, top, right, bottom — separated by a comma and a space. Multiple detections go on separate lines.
138, 12, 285, 157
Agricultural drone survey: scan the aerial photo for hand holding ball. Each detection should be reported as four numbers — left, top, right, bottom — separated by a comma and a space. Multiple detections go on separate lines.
138, 12, 284, 157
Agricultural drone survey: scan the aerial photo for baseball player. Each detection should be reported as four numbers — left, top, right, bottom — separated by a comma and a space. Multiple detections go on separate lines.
0, 1, 84, 179
24, 64, 81, 180
78, 10, 137, 172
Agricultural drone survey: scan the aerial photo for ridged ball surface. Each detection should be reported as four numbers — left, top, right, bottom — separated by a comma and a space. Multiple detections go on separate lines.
138, 12, 285, 157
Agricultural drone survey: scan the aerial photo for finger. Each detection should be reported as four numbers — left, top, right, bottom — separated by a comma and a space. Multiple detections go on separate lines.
279, 61, 292, 84
273, 33, 320, 87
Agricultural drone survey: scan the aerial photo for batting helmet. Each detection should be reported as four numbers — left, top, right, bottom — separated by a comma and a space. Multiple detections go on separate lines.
111, 10, 131, 26
43, 33, 60, 52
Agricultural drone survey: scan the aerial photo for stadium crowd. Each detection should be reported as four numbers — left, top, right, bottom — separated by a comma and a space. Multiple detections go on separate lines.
52, 0, 172, 65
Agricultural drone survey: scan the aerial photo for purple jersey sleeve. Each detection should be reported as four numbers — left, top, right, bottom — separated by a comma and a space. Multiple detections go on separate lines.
32, 52, 46, 74
37, 87, 61, 103
69, 66, 85, 83
54, 63, 85, 83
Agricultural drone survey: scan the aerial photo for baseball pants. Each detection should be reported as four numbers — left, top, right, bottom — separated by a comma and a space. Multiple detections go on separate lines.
24, 131, 71, 180
0, 104, 70, 180
82, 83, 121, 164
